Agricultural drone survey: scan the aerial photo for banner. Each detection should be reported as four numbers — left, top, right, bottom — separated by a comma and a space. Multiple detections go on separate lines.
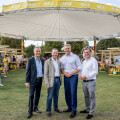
0, 0, 120, 13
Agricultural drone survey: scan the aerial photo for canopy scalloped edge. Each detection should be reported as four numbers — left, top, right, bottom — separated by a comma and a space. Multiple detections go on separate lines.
0, 7, 120, 41
0, 32, 120, 41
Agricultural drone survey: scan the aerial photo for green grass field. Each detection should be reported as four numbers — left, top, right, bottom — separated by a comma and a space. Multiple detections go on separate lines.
0, 69, 120, 120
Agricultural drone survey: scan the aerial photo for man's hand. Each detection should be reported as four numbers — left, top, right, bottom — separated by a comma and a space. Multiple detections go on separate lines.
79, 75, 86, 80
46, 84, 50, 89
64, 72, 72, 77
25, 83, 30, 88
79, 75, 83, 80
82, 75, 86, 80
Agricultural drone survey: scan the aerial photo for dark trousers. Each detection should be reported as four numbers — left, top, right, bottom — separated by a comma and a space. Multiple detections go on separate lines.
28, 78, 42, 113
64, 74, 78, 112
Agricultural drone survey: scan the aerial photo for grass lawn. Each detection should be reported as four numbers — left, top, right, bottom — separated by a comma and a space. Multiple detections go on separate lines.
0, 69, 120, 120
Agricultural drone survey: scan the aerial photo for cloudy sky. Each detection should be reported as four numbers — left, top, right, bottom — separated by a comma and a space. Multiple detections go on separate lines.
0, 0, 120, 46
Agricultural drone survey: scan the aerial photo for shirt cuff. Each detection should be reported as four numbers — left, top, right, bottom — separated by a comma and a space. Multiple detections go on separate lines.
78, 66, 82, 71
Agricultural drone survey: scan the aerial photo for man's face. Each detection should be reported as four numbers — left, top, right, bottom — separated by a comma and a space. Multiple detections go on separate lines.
64, 46, 71, 55
84, 49, 91, 59
51, 50, 58, 60
34, 48, 41, 58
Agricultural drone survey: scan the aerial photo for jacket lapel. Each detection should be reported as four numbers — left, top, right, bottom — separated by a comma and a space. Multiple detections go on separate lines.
50, 58, 55, 70
33, 57, 37, 71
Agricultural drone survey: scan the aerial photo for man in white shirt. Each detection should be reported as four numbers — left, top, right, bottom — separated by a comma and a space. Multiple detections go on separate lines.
44, 48, 62, 117
79, 48, 98, 119
60, 44, 82, 118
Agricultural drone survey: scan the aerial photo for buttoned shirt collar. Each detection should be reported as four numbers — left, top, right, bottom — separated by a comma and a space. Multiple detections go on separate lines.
65, 52, 73, 56
34, 56, 40, 61
52, 57, 57, 61
85, 57, 92, 61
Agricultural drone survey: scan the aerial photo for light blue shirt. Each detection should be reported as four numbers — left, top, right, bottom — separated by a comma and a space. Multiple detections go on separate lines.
60, 52, 82, 74
34, 57, 43, 77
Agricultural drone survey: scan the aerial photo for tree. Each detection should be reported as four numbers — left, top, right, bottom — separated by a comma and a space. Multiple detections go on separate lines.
0, 37, 22, 49
83, 41, 89, 48
96, 38, 120, 50
44, 41, 63, 52
67, 41, 89, 55
25, 45, 35, 58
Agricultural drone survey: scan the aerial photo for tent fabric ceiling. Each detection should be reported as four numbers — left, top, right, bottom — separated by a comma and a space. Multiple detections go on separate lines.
0, 7, 120, 41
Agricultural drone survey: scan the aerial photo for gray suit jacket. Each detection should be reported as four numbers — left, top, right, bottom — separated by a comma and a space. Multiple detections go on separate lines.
44, 58, 62, 87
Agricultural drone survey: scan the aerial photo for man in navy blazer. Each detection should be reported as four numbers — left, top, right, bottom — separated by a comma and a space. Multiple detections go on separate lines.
25, 47, 44, 119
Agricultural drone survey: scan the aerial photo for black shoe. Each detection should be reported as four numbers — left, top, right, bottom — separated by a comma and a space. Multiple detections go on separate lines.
80, 110, 89, 113
86, 114, 93, 119
46, 112, 51, 117
63, 108, 72, 112
70, 112, 76, 118
27, 112, 32, 119
54, 109, 62, 113
33, 108, 42, 114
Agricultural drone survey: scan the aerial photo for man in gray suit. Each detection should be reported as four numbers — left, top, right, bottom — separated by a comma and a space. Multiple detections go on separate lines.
44, 48, 62, 117
79, 48, 98, 119
25, 47, 44, 119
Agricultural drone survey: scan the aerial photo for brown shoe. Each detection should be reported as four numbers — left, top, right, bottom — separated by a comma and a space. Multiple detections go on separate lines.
33, 108, 42, 114
54, 109, 62, 113
46, 112, 51, 117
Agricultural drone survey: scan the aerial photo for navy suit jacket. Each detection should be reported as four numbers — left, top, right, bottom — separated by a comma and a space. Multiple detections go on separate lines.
26, 57, 44, 84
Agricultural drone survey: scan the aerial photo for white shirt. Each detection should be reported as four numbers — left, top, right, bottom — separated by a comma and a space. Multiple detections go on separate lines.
80, 57, 98, 80
52, 58, 60, 77
60, 52, 82, 73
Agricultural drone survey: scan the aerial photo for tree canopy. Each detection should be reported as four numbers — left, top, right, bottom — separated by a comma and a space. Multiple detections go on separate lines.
0, 37, 21, 49
67, 41, 89, 55
25, 45, 35, 58
44, 41, 64, 52
96, 38, 120, 50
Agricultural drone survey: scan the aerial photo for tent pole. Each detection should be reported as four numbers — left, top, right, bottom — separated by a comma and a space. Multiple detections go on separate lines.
94, 38, 96, 57
21, 39, 24, 58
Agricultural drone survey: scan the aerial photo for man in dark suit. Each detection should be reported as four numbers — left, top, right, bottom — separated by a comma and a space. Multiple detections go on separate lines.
25, 47, 44, 119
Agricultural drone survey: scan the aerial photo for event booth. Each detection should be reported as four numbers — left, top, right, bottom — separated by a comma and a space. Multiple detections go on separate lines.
98, 47, 120, 76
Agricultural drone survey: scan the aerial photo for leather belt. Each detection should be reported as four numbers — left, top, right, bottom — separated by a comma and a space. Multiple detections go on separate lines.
36, 77, 42, 80
54, 77, 60, 78
83, 79, 95, 82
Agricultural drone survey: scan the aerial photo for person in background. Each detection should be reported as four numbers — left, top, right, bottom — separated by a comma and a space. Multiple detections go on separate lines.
17, 57, 20, 68
0, 55, 3, 86
7, 55, 11, 70
3, 55, 9, 78
13, 56, 16, 62
79, 48, 98, 119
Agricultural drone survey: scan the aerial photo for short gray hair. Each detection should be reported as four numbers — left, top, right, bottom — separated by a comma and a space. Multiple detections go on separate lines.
64, 44, 71, 48
52, 48, 58, 52
34, 47, 41, 52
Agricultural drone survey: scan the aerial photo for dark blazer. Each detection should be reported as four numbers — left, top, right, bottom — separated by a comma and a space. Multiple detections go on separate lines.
26, 57, 44, 84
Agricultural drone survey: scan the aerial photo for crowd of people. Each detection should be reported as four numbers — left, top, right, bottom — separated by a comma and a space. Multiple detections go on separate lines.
25, 44, 98, 119
0, 54, 26, 86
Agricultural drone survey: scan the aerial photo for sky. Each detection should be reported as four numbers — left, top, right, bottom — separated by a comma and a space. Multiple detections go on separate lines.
0, 0, 120, 47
